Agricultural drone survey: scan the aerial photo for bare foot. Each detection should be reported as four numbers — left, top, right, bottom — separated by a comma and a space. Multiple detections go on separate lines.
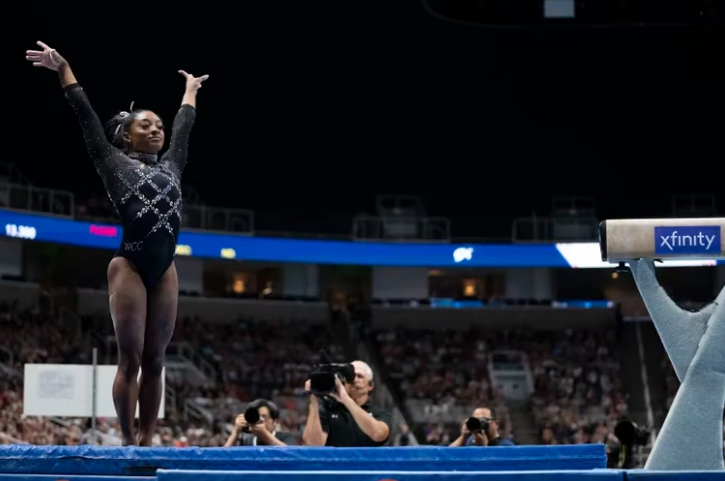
137, 433, 152, 447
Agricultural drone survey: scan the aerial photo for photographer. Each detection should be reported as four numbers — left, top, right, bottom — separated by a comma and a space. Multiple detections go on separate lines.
449, 406, 514, 447
303, 360, 393, 447
224, 399, 296, 447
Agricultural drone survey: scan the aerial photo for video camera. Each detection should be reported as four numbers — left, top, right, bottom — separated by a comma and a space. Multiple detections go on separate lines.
309, 351, 356, 396
465, 416, 490, 434
310, 362, 355, 396
612, 420, 651, 469
614, 420, 650, 447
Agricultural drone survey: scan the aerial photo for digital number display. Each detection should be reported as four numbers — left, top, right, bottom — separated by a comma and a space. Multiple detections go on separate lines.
5, 224, 37, 240
1, 208, 720, 268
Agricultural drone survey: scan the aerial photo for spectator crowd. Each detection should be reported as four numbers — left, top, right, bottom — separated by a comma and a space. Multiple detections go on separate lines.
2, 297, 634, 449
374, 327, 627, 447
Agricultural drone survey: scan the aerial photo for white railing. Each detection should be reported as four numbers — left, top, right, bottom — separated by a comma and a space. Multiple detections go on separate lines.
512, 215, 599, 242
0, 181, 74, 218
184, 399, 213, 424
0, 162, 32, 185
166, 342, 217, 384
165, 384, 177, 416
182, 205, 254, 234
352, 215, 451, 242
0, 179, 254, 235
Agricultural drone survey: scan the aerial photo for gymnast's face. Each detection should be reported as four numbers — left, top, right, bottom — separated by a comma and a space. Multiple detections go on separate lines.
124, 111, 165, 154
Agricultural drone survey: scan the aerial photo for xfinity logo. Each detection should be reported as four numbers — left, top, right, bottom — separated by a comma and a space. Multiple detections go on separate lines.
453, 247, 473, 263
654, 226, 721, 255
659, 232, 716, 251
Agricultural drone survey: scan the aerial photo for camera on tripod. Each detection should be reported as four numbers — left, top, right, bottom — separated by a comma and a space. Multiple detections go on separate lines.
309, 362, 355, 396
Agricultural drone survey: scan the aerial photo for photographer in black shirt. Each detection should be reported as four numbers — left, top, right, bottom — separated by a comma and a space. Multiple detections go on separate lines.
303, 360, 393, 447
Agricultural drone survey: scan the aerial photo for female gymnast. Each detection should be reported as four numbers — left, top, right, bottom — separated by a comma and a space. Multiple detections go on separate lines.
26, 41, 209, 446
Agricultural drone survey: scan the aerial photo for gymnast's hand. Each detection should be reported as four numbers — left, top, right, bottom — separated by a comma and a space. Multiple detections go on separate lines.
26, 41, 67, 71
179, 70, 209, 92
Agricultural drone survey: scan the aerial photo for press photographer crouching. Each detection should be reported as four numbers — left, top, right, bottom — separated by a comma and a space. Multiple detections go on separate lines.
224, 399, 297, 446
303, 360, 393, 447
449, 406, 514, 447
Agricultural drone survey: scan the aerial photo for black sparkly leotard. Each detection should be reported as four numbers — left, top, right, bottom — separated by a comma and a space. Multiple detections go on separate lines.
64, 83, 196, 291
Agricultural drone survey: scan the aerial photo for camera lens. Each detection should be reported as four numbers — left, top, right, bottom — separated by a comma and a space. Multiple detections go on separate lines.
466, 417, 482, 432
245, 406, 260, 425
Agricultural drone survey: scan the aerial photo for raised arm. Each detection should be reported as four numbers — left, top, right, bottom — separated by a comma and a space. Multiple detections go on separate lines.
179, 70, 209, 109
164, 103, 196, 174
162, 70, 208, 173
302, 394, 329, 446
26, 41, 113, 171
63, 80, 115, 168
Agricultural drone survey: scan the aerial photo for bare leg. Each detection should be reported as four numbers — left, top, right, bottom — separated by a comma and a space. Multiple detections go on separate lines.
137, 262, 178, 446
108, 257, 147, 446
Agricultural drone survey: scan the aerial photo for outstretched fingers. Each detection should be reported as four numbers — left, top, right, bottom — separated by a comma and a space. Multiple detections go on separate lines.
179, 70, 209, 81
26, 51, 42, 67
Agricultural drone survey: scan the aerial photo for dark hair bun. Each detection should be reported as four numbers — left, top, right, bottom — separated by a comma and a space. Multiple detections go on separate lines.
105, 110, 137, 150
